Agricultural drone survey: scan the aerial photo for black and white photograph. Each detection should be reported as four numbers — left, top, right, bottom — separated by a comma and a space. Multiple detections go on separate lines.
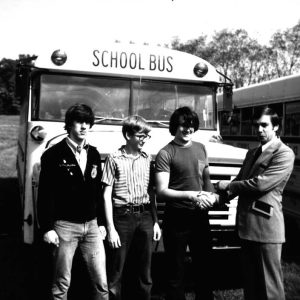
1, 0, 300, 299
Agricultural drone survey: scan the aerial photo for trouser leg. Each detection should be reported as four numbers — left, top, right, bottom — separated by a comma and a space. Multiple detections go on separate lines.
189, 213, 213, 300
52, 221, 78, 300
261, 243, 285, 300
107, 211, 135, 300
80, 220, 108, 300
241, 240, 285, 300
163, 210, 188, 300
134, 211, 154, 300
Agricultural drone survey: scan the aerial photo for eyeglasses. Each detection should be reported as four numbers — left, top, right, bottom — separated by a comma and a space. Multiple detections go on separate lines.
179, 122, 195, 129
134, 134, 151, 141
179, 124, 195, 131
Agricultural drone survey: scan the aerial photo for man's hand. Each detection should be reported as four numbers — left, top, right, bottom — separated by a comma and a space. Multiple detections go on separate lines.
214, 181, 233, 205
107, 227, 121, 249
153, 222, 161, 241
43, 230, 59, 247
99, 226, 107, 240
214, 180, 232, 205
195, 191, 218, 209
188, 191, 203, 203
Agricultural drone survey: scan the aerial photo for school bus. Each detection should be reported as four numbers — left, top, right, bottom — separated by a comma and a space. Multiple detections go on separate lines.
15, 43, 247, 248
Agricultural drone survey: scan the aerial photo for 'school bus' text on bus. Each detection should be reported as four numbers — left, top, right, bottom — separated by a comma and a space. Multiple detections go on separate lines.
16, 43, 247, 248
92, 49, 173, 72
218, 73, 300, 225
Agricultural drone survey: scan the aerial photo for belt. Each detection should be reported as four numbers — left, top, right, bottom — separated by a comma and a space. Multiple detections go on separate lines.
114, 203, 151, 214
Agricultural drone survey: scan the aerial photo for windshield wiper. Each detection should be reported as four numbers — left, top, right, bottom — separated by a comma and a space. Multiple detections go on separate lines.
147, 120, 169, 127
95, 116, 168, 127
94, 116, 124, 124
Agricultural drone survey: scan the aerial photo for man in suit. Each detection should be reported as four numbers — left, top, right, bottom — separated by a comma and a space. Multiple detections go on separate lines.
216, 107, 295, 300
37, 103, 108, 300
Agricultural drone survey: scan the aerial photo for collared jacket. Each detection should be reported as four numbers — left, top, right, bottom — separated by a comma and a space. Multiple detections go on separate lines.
37, 138, 104, 234
229, 138, 295, 243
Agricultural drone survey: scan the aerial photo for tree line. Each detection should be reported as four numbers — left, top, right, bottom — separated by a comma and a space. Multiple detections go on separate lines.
172, 20, 300, 88
0, 57, 18, 114
0, 21, 299, 114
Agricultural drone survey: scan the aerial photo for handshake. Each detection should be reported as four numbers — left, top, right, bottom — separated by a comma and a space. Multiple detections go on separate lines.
194, 191, 219, 210
194, 180, 232, 210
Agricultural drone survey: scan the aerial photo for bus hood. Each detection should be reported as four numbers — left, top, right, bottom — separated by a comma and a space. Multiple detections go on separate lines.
45, 125, 247, 164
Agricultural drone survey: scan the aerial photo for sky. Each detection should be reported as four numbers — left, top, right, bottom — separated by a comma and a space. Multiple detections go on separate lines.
1, 0, 300, 60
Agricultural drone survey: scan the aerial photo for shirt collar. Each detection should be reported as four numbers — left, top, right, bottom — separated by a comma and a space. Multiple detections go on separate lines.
118, 145, 149, 158
261, 136, 279, 152
66, 136, 89, 154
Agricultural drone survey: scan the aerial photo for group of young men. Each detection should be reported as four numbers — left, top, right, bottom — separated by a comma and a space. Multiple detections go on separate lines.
37, 103, 294, 300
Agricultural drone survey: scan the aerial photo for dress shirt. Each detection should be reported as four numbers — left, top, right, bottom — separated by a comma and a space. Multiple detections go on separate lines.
66, 137, 88, 175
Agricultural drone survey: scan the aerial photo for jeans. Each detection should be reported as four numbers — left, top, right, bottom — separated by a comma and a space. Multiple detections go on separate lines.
52, 219, 108, 300
163, 206, 213, 300
107, 208, 154, 300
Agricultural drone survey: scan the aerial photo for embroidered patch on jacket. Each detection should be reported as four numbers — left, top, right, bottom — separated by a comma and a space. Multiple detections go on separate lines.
91, 165, 98, 178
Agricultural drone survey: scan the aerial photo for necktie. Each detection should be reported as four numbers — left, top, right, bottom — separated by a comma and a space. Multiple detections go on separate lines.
253, 146, 262, 163
76, 145, 82, 153
76, 144, 88, 154
75, 144, 88, 175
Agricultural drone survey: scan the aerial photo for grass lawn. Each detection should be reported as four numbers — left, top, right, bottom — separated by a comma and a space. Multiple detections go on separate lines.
0, 115, 19, 178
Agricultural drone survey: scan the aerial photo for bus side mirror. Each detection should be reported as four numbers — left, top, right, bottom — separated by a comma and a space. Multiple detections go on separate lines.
15, 66, 30, 103
223, 85, 233, 111
15, 56, 37, 103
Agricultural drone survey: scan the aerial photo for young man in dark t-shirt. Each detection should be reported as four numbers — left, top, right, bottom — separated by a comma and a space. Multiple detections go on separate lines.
155, 106, 218, 300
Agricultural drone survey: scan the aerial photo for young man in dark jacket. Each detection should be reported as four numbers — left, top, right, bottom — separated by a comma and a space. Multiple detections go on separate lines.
37, 103, 108, 300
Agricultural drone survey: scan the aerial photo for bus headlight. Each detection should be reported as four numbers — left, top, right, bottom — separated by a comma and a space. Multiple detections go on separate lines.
30, 126, 47, 141
51, 50, 67, 66
193, 62, 208, 78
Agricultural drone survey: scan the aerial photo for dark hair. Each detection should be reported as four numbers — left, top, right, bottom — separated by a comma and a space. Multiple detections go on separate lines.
122, 115, 151, 139
169, 106, 199, 136
253, 106, 281, 136
64, 103, 95, 133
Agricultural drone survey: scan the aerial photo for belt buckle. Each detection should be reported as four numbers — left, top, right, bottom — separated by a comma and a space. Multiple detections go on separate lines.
132, 204, 144, 213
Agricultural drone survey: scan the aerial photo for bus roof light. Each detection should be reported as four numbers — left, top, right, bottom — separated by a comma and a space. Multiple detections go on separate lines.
51, 50, 67, 66
193, 62, 208, 78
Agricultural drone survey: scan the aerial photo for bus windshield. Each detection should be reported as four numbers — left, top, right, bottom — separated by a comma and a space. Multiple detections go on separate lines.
34, 74, 215, 129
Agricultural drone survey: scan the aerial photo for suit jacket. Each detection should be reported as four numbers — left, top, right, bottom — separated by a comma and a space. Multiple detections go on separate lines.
37, 138, 104, 234
229, 138, 295, 243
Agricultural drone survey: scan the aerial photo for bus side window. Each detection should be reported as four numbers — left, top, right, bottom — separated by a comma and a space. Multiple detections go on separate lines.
229, 110, 240, 135
241, 107, 253, 136
285, 102, 300, 136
